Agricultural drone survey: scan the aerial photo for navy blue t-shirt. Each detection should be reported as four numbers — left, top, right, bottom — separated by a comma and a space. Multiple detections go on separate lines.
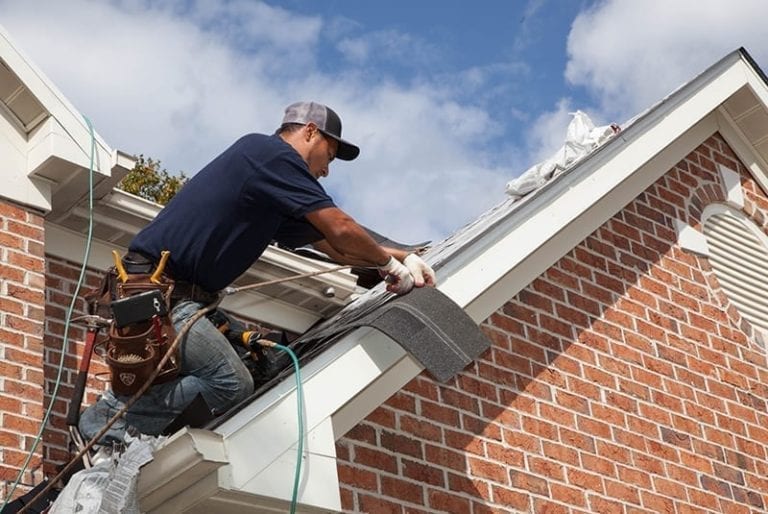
130, 134, 335, 291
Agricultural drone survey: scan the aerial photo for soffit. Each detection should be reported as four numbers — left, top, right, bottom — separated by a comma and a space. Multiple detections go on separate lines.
0, 57, 46, 132
722, 85, 768, 166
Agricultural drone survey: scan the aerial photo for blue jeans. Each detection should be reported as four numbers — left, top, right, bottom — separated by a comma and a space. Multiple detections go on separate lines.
79, 301, 254, 443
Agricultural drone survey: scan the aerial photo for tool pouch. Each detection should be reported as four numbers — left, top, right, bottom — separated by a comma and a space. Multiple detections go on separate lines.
85, 252, 180, 396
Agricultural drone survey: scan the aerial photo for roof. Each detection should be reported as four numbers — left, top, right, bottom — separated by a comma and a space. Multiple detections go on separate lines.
138, 48, 768, 512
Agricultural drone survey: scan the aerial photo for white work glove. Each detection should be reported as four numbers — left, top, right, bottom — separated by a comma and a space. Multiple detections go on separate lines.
404, 254, 436, 287
378, 256, 415, 295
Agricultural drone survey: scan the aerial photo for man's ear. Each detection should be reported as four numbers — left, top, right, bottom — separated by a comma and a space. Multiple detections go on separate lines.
304, 122, 318, 141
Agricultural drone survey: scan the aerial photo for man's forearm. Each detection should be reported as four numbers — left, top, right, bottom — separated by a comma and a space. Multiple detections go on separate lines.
306, 207, 391, 266
314, 239, 407, 267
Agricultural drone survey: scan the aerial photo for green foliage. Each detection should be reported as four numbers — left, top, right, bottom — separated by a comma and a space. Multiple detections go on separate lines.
118, 155, 188, 205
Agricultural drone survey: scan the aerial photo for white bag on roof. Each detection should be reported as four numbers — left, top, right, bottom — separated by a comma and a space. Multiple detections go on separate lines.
505, 111, 620, 198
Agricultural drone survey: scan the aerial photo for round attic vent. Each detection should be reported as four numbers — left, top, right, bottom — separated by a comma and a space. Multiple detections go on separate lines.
702, 204, 768, 336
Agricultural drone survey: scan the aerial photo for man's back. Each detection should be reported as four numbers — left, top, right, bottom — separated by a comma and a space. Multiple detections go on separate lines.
130, 133, 334, 291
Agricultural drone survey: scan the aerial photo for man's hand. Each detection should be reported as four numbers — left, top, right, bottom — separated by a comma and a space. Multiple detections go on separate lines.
378, 257, 415, 295
404, 254, 436, 287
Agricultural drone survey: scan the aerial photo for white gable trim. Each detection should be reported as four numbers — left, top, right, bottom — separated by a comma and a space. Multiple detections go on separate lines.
455, 113, 718, 322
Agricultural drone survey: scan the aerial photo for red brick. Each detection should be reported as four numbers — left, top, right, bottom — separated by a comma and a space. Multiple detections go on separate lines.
426, 488, 471, 514
354, 446, 398, 474
467, 457, 507, 484
381, 476, 424, 505
2, 413, 40, 435
491, 486, 530, 511
510, 470, 549, 495
420, 400, 460, 427
387, 391, 417, 413
566, 468, 604, 494
6, 220, 43, 240
0, 201, 31, 221
447, 472, 490, 499
381, 431, 423, 459
640, 490, 675, 512
575, 416, 611, 440
485, 312, 523, 337
0, 263, 26, 283
632, 452, 665, 476
5, 315, 42, 336
358, 494, 404, 514
345, 423, 376, 445
339, 487, 353, 510
550, 482, 587, 508
365, 406, 397, 429
518, 289, 553, 313
6, 250, 44, 273
457, 375, 499, 402
402, 459, 444, 487
441, 387, 480, 414
401, 415, 442, 442
425, 444, 466, 472
0, 231, 25, 251
461, 415, 500, 441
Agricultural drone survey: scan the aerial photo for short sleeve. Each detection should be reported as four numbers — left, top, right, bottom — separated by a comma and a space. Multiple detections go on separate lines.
274, 216, 325, 248
247, 150, 335, 218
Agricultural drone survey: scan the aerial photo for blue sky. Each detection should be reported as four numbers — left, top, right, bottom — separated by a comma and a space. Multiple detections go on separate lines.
3, 0, 768, 244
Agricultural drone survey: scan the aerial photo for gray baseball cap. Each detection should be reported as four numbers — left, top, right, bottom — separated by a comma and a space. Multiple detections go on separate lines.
281, 101, 360, 161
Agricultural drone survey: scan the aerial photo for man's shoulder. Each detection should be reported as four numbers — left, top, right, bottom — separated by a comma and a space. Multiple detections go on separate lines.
230, 133, 298, 162
235, 133, 284, 149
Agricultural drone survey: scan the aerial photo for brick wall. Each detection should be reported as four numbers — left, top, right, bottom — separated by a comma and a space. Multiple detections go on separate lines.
0, 200, 46, 498
336, 132, 768, 513
42, 257, 109, 473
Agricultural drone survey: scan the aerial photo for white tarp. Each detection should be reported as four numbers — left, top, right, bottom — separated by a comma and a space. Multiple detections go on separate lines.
505, 111, 620, 198
49, 435, 164, 514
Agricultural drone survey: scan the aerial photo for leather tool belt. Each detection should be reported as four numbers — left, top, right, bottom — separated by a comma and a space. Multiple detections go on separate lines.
84, 250, 179, 395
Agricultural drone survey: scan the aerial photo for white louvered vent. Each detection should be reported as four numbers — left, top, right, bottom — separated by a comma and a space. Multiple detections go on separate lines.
703, 205, 768, 335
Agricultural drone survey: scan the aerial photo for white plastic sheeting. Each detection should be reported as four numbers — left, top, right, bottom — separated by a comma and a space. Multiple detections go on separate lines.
50, 435, 164, 514
505, 111, 620, 198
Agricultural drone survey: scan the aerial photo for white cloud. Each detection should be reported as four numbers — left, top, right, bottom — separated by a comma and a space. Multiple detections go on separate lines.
566, 0, 768, 121
516, 0, 768, 188
336, 29, 438, 70
0, 0, 509, 243
524, 98, 574, 163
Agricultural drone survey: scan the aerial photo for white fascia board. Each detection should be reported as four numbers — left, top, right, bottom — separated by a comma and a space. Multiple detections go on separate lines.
240, 418, 343, 511
1, 116, 51, 211
440, 58, 751, 322
102, 189, 162, 222
26, 116, 111, 178
208, 327, 413, 511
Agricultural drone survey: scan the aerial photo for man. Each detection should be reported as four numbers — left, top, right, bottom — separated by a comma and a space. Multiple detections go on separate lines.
79, 101, 436, 443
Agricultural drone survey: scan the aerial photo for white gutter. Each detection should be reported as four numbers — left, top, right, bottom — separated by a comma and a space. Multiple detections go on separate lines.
137, 428, 228, 513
